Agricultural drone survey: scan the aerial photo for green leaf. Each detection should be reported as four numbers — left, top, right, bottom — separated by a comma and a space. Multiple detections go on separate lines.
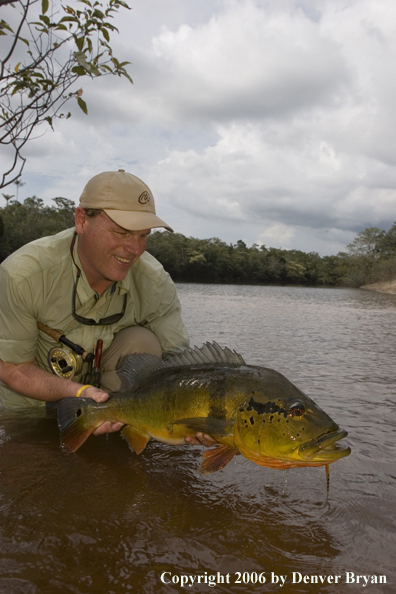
120, 70, 133, 84
71, 65, 86, 76
42, 0, 49, 15
0, 19, 14, 34
45, 116, 54, 130
59, 16, 79, 23
99, 64, 112, 72
39, 14, 50, 26
75, 36, 85, 51
114, 1, 131, 9
74, 51, 88, 65
77, 96, 88, 114
102, 28, 109, 42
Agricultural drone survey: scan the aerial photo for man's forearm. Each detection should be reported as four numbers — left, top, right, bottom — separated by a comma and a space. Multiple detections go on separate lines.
0, 359, 105, 402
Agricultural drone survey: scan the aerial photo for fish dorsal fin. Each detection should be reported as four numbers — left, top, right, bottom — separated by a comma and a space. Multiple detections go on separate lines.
121, 342, 246, 390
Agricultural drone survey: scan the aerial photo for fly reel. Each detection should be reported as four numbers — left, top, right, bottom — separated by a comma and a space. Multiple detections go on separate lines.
38, 322, 95, 381
48, 347, 83, 380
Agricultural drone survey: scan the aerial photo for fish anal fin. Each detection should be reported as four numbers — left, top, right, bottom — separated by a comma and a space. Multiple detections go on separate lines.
199, 444, 237, 474
172, 417, 233, 436
121, 425, 150, 455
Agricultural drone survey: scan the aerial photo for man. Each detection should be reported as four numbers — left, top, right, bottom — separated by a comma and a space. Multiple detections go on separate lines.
0, 170, 190, 437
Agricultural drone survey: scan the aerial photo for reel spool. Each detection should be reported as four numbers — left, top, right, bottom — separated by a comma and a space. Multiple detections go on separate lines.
48, 347, 83, 380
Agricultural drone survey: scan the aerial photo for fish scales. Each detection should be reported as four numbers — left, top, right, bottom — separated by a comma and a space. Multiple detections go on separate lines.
56, 342, 351, 475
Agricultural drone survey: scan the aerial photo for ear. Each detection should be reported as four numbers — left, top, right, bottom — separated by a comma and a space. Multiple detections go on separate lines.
75, 207, 87, 235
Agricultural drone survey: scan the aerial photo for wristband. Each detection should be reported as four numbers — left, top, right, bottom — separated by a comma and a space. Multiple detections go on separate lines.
76, 384, 91, 398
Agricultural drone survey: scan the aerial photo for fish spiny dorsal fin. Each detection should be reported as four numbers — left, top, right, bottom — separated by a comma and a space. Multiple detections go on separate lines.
121, 342, 246, 390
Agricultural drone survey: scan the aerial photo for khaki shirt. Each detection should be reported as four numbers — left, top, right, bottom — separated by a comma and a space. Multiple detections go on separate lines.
0, 228, 189, 409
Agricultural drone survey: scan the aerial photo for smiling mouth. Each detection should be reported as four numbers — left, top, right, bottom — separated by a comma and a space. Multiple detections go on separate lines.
298, 428, 351, 461
114, 255, 132, 264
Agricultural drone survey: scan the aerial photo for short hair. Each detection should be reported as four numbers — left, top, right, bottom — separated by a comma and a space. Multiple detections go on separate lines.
83, 208, 103, 218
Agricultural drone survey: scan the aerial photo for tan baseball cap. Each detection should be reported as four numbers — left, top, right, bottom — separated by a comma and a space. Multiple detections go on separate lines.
79, 170, 173, 232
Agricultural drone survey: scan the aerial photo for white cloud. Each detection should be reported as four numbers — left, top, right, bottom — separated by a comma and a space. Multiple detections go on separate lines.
7, 0, 396, 255
258, 224, 296, 249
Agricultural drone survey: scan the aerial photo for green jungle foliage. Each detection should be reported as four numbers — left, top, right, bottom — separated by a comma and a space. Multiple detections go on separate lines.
1, 196, 395, 287
0, 196, 75, 261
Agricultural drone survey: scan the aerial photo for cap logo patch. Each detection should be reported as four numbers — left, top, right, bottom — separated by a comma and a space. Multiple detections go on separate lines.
138, 191, 151, 204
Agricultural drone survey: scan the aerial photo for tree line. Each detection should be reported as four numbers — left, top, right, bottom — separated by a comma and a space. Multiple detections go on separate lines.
1, 196, 395, 287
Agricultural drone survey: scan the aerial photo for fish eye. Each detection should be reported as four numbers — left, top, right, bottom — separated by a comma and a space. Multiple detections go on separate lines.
289, 402, 305, 417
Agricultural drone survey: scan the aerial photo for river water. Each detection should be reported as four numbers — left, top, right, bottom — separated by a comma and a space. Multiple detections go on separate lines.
0, 285, 395, 593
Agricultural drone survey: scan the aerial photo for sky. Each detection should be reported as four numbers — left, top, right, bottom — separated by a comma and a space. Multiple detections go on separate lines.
2, 0, 396, 255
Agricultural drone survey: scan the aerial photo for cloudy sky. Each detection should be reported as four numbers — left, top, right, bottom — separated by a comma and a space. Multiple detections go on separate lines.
3, 0, 396, 255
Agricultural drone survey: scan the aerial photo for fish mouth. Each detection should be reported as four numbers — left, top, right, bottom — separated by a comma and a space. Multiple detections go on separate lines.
298, 428, 351, 462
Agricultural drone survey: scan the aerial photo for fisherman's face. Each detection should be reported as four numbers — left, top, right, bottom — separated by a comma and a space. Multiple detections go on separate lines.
75, 207, 151, 293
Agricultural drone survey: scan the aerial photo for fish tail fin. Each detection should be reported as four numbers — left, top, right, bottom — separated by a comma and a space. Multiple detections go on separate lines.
199, 444, 238, 474
57, 398, 95, 452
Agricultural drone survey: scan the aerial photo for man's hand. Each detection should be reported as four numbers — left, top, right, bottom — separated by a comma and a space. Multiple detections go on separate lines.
77, 385, 108, 403
185, 432, 218, 447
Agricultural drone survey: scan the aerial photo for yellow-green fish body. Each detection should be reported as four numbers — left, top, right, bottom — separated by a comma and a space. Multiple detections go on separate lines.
57, 343, 351, 474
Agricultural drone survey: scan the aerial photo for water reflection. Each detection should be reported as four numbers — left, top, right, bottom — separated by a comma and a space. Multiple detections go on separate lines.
0, 285, 395, 593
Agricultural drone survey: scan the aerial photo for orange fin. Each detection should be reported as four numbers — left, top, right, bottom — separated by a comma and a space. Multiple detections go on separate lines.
199, 444, 237, 474
121, 425, 150, 454
61, 423, 95, 453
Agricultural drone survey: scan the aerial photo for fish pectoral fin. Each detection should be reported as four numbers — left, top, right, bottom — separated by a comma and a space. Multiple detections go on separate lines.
171, 417, 234, 436
120, 425, 150, 455
199, 444, 238, 474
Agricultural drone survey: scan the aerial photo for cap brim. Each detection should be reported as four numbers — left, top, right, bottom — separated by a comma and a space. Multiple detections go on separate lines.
104, 209, 174, 232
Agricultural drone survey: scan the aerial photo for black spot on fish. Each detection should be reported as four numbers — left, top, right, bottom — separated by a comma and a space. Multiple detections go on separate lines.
269, 415, 274, 423
76, 409, 82, 417
246, 397, 286, 416
249, 417, 254, 425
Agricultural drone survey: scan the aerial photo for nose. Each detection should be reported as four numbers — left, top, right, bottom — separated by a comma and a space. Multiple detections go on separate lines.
124, 236, 146, 257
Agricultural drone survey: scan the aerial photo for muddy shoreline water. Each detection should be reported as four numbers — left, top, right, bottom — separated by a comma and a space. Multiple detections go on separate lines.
361, 279, 396, 294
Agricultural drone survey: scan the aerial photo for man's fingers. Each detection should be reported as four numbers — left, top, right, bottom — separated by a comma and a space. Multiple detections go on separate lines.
185, 432, 218, 447
93, 421, 124, 436
81, 386, 109, 402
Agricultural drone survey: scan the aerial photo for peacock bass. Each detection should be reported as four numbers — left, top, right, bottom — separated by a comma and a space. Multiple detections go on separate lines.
57, 342, 351, 475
